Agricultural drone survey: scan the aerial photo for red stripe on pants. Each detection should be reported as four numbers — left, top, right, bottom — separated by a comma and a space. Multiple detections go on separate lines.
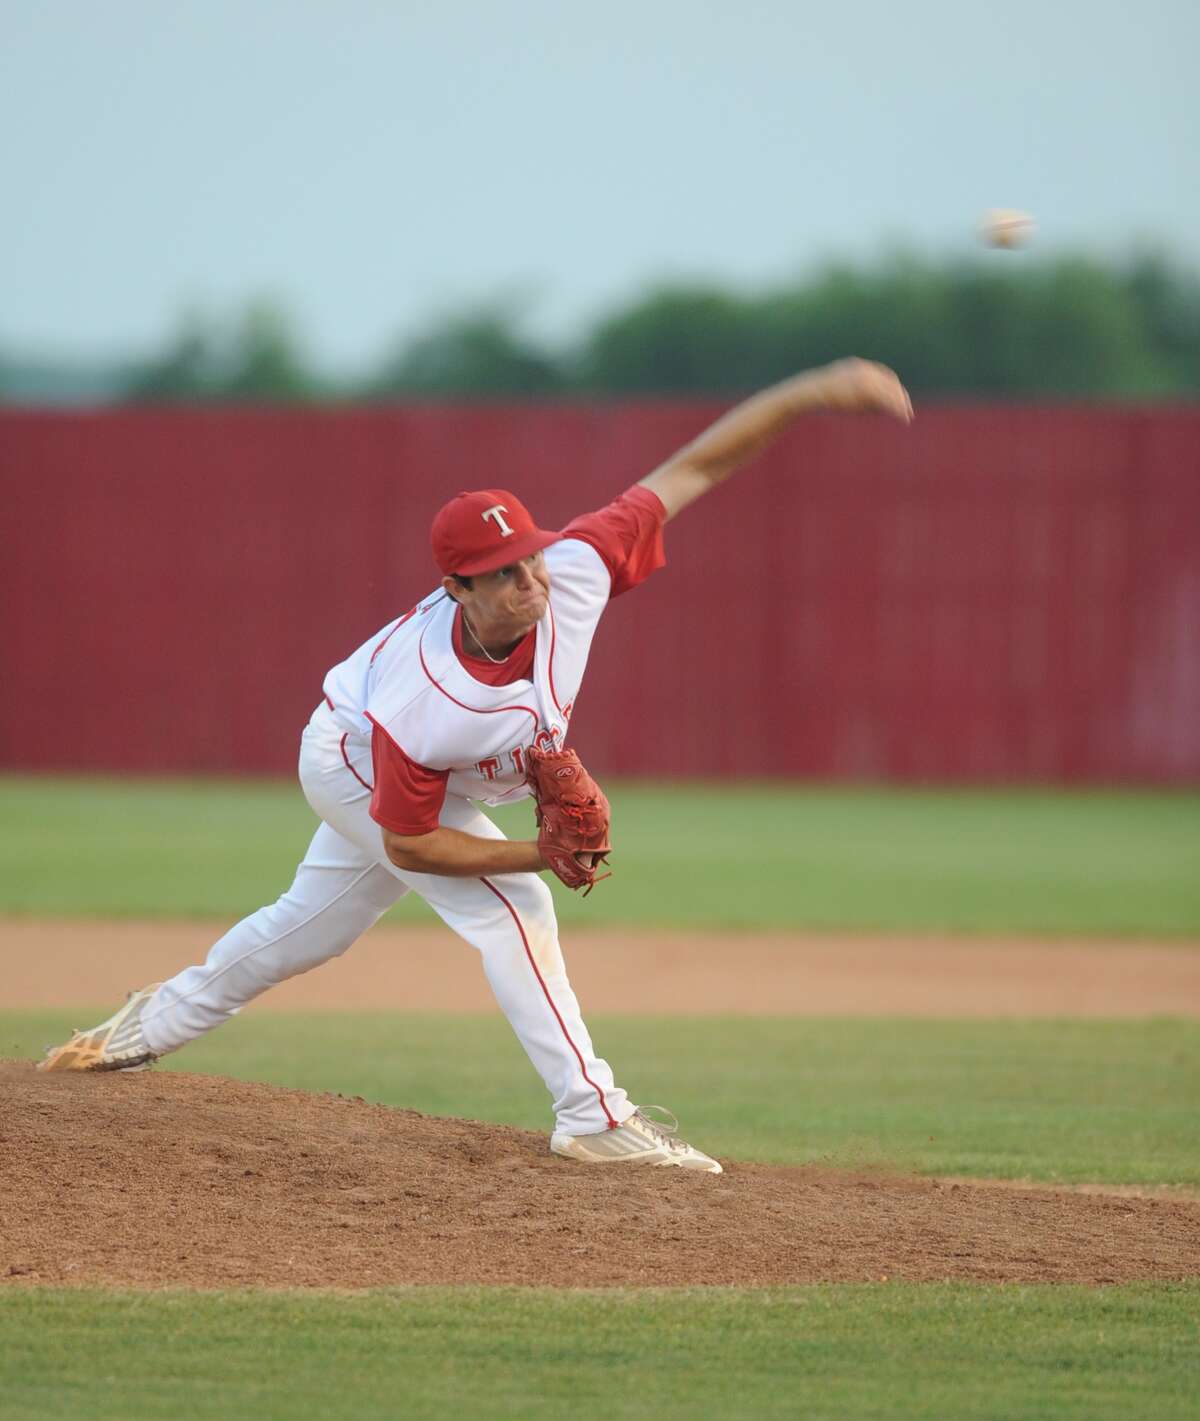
479, 876, 617, 1129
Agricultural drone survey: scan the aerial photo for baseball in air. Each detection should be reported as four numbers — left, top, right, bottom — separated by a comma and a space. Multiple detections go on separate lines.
980, 209, 1035, 249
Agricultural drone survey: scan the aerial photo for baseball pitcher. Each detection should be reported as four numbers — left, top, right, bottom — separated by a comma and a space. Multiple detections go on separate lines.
40, 359, 913, 1173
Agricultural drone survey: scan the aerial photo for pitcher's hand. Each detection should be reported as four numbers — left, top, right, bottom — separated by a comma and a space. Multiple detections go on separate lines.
814, 358, 914, 423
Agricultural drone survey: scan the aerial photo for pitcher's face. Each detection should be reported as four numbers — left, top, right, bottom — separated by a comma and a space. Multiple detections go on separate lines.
446, 550, 551, 640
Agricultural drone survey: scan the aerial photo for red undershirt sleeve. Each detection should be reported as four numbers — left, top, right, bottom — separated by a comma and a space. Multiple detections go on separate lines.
560, 484, 667, 597
368, 721, 449, 836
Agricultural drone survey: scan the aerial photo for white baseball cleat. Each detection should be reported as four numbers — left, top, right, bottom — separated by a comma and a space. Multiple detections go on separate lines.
37, 984, 162, 1073
551, 1107, 723, 1173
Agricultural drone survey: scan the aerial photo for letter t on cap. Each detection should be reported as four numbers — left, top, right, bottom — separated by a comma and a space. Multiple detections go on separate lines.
482, 504, 514, 537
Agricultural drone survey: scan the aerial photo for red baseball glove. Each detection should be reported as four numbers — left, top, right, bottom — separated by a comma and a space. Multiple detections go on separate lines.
525, 746, 612, 895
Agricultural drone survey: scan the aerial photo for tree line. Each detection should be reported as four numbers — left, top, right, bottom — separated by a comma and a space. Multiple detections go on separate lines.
8, 251, 1200, 404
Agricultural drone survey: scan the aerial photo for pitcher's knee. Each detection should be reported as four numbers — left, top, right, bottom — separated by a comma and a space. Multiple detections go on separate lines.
250, 894, 375, 972
496, 872, 557, 930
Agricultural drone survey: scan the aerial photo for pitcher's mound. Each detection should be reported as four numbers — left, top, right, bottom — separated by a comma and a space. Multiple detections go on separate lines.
2, 1062, 1196, 1290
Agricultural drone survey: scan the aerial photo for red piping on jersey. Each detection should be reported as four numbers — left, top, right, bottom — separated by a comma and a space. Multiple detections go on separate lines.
324, 693, 335, 711
369, 606, 419, 666
546, 602, 565, 719
479, 876, 618, 1129
418, 624, 540, 734
340, 733, 374, 792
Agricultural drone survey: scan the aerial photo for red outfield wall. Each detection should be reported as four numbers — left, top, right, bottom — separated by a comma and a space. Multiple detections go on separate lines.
2, 404, 1198, 782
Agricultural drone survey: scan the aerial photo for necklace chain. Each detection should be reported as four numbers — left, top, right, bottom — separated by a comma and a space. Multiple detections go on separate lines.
462, 608, 509, 664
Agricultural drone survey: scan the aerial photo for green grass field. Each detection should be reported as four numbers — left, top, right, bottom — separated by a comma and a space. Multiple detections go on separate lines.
3, 1012, 1197, 1187
3, 775, 1198, 1419
3, 775, 1199, 935
4, 1286, 1198, 1421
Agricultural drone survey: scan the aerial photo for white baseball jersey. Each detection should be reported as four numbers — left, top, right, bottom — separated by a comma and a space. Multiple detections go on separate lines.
320, 486, 667, 835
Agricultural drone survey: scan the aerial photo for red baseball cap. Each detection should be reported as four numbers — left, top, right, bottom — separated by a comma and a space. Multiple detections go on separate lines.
431, 488, 561, 576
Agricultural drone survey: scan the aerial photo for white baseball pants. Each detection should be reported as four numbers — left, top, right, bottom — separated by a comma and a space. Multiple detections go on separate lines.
139, 703, 633, 1136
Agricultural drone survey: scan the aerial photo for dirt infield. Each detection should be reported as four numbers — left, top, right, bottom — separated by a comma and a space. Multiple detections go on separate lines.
3, 1062, 1198, 1290
4, 918, 1199, 1015
6, 922, 1198, 1291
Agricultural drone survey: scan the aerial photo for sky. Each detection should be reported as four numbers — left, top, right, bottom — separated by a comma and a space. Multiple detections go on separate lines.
4, 0, 1198, 371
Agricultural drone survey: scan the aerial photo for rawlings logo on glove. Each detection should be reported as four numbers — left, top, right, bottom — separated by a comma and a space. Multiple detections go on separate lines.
525, 746, 612, 895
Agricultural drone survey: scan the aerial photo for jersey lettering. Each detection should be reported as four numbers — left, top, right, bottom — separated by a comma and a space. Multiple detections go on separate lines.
479, 746, 543, 781
483, 504, 514, 537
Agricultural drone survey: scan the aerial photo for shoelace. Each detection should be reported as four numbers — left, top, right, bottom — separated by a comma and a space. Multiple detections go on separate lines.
633, 1106, 689, 1154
